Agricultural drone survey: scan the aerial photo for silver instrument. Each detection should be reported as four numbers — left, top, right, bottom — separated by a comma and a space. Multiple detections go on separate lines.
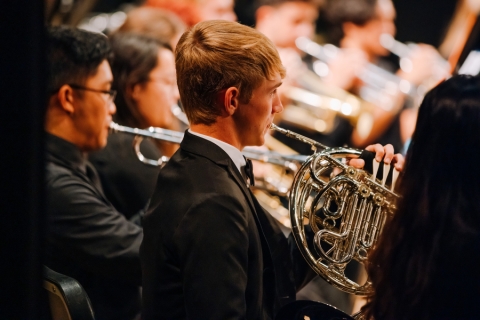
109, 121, 306, 167
380, 33, 451, 99
110, 122, 182, 167
112, 120, 399, 306
171, 104, 190, 126
270, 123, 399, 295
281, 83, 375, 135
109, 122, 307, 200
380, 33, 450, 75
296, 36, 419, 106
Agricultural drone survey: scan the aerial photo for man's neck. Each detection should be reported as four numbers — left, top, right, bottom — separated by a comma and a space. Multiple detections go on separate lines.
45, 106, 83, 151
45, 124, 87, 154
190, 122, 243, 150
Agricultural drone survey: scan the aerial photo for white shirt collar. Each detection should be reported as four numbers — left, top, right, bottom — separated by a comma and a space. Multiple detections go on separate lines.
188, 129, 246, 174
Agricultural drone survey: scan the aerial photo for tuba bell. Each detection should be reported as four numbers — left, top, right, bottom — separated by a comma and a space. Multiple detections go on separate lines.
270, 123, 400, 295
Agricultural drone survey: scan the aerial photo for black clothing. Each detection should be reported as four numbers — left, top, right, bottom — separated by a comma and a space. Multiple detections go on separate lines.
89, 132, 162, 219
44, 133, 143, 320
430, 234, 480, 320
141, 131, 315, 320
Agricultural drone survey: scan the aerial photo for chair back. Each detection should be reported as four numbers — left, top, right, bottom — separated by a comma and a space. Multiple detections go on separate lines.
43, 266, 95, 320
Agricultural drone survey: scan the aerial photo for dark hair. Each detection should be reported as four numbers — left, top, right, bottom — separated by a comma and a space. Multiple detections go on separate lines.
323, 0, 377, 44
46, 25, 112, 93
109, 32, 171, 128
364, 75, 480, 320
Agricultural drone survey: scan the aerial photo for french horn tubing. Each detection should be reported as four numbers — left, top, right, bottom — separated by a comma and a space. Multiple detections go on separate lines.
270, 123, 400, 295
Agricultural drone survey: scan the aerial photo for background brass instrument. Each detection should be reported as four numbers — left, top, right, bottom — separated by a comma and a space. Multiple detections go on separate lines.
110, 122, 182, 167
270, 124, 399, 295
379, 33, 451, 95
110, 122, 307, 168
171, 104, 189, 126
296, 36, 420, 106
279, 74, 377, 143
110, 122, 307, 228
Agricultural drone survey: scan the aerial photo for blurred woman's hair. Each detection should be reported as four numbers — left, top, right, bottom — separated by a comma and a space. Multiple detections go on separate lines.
109, 32, 171, 128
364, 75, 480, 320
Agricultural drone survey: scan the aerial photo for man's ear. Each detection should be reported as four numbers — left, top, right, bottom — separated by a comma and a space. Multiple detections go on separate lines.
56, 84, 76, 115
219, 87, 240, 116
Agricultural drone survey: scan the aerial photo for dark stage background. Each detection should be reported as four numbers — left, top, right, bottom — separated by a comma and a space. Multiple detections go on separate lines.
0, 1, 46, 318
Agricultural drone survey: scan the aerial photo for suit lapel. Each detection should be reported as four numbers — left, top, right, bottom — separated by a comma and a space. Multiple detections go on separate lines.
181, 132, 296, 312
181, 132, 259, 214
180, 132, 272, 247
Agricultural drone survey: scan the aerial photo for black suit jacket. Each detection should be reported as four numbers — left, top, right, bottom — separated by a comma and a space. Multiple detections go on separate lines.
89, 132, 162, 219
44, 133, 143, 320
141, 131, 314, 320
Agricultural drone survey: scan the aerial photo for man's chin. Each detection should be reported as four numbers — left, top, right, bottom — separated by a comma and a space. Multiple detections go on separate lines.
95, 137, 108, 151
254, 136, 265, 147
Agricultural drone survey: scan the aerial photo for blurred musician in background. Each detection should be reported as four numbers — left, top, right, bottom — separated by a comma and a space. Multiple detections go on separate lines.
116, 6, 186, 49
145, 0, 237, 26
89, 33, 179, 220
255, 0, 321, 53
254, 0, 362, 152
363, 75, 480, 320
323, 0, 448, 150
44, 26, 142, 320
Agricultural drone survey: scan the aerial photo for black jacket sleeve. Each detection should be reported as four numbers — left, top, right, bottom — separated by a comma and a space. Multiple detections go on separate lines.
172, 194, 254, 319
46, 170, 143, 285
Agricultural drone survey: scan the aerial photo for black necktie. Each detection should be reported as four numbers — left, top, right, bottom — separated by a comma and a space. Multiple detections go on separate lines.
243, 158, 255, 187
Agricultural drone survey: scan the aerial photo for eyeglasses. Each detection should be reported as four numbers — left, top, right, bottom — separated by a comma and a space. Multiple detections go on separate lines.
69, 84, 117, 103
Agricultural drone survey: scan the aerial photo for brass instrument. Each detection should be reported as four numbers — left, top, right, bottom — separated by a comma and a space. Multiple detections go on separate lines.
171, 104, 189, 126
110, 122, 182, 167
278, 72, 377, 143
281, 78, 376, 136
296, 36, 419, 102
110, 122, 306, 168
109, 122, 307, 223
380, 33, 451, 95
270, 123, 400, 295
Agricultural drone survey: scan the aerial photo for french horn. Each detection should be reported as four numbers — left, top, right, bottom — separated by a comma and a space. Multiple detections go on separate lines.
270, 123, 400, 295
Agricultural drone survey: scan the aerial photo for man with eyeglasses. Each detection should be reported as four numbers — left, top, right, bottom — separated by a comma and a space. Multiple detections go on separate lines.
44, 26, 142, 320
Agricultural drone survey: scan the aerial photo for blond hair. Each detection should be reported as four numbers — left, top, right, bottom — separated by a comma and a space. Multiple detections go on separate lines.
175, 20, 285, 125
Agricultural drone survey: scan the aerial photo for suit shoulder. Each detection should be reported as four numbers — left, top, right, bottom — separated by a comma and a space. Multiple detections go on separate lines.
158, 151, 234, 193
45, 161, 76, 185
